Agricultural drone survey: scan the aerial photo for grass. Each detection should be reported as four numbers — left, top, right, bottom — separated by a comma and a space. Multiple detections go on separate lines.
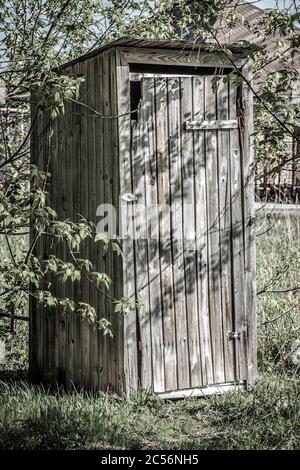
256, 212, 300, 374
0, 211, 299, 450
0, 320, 28, 371
0, 233, 29, 372
0, 374, 299, 450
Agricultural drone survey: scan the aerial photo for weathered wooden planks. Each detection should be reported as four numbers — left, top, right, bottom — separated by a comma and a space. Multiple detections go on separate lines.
116, 49, 139, 393
204, 76, 225, 385
120, 47, 237, 69
66, 77, 76, 388
30, 43, 255, 396
192, 76, 214, 386
155, 77, 176, 392
110, 50, 123, 392
142, 78, 164, 392
129, 86, 150, 389
186, 119, 238, 130
168, 76, 191, 391
216, 79, 235, 383
241, 61, 256, 385
229, 80, 247, 382
56, 99, 67, 385
102, 50, 114, 390
72, 61, 83, 389
87, 57, 98, 390
180, 77, 201, 389
95, 53, 107, 392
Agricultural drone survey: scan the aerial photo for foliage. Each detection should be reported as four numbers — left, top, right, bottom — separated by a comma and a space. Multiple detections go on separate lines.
0, 321, 28, 371
0, 1, 179, 329
182, 1, 300, 178
1, 0, 299, 332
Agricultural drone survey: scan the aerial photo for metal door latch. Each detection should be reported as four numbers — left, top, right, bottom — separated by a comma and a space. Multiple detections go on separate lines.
120, 193, 138, 202
227, 331, 240, 341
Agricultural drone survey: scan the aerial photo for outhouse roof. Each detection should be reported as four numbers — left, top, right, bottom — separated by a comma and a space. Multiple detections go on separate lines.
61, 36, 248, 69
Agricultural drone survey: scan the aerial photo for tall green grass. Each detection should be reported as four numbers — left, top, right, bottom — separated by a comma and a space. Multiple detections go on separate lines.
256, 212, 300, 375
0, 234, 29, 371
0, 374, 299, 449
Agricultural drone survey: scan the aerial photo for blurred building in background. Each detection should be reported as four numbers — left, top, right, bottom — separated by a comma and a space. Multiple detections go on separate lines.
174, 1, 300, 204
215, 2, 300, 204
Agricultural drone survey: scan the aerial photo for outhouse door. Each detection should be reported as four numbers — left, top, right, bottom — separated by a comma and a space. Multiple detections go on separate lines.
126, 72, 248, 395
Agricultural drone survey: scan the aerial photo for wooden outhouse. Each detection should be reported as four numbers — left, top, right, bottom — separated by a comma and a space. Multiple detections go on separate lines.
30, 37, 256, 398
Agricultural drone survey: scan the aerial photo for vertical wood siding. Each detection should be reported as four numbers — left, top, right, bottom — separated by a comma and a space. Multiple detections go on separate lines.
124, 73, 253, 393
30, 45, 255, 395
31, 48, 123, 391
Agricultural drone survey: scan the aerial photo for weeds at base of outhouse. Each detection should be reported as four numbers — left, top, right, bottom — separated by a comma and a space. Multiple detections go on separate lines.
0, 372, 299, 450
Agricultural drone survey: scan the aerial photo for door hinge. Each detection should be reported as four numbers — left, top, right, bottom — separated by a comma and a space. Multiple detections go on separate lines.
227, 331, 240, 341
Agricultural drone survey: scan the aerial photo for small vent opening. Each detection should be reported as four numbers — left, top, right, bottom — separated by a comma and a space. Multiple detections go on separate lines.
130, 80, 142, 122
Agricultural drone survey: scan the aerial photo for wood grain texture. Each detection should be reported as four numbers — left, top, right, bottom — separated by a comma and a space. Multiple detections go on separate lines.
143, 78, 164, 393
205, 76, 225, 384
30, 45, 256, 395
78, 59, 90, 388
186, 119, 238, 130
110, 50, 124, 393
120, 47, 236, 69
155, 77, 176, 392
168, 76, 189, 391
102, 50, 113, 390
66, 85, 76, 388
229, 81, 246, 382
180, 77, 201, 389
95, 54, 107, 391
88, 58, 98, 390
53, 105, 62, 385
192, 76, 214, 386
133, 104, 152, 390
241, 61, 256, 385
73, 61, 83, 388
217, 79, 235, 383
116, 49, 139, 393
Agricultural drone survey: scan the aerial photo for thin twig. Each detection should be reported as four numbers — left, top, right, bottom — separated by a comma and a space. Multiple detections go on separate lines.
0, 311, 29, 322
68, 98, 140, 120
257, 286, 300, 295
67, 242, 117, 303
258, 304, 298, 326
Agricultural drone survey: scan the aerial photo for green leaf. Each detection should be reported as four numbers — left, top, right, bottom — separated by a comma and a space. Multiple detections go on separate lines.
111, 241, 122, 257
95, 233, 109, 243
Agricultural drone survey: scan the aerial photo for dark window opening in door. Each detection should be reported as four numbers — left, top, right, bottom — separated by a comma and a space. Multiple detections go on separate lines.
130, 80, 142, 122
